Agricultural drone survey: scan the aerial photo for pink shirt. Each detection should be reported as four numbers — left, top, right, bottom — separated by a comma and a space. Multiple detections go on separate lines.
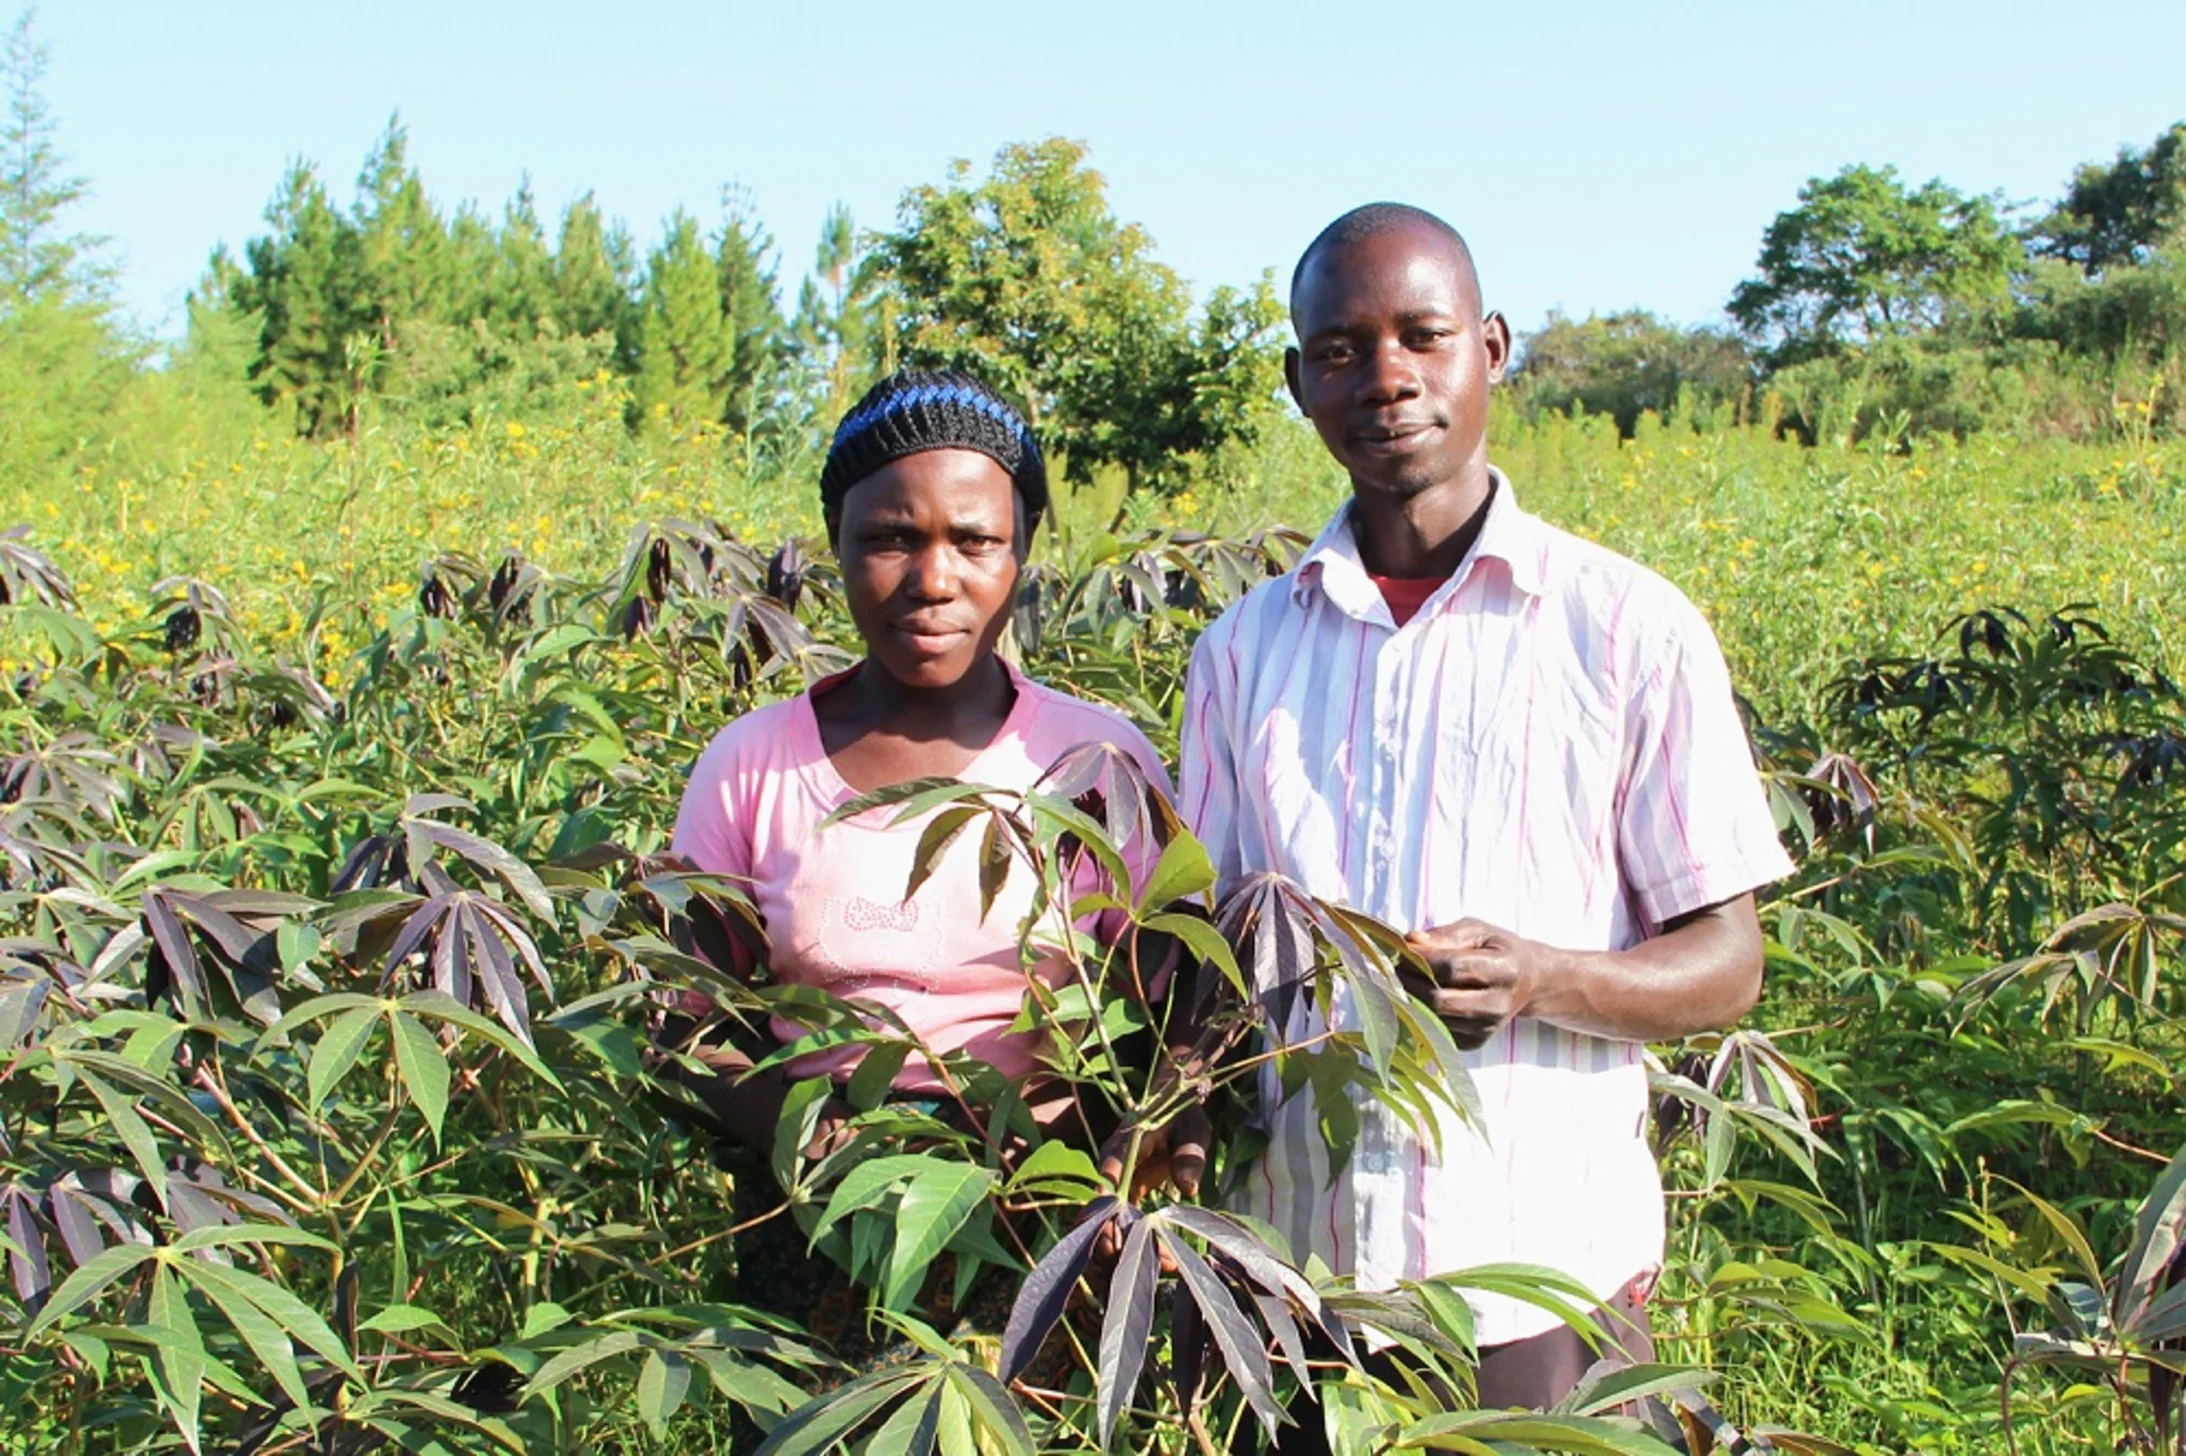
671, 660, 1172, 1094
1180, 474, 1794, 1344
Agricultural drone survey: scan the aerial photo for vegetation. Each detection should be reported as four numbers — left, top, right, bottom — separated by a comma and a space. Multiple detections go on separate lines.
4, 11, 2186, 1453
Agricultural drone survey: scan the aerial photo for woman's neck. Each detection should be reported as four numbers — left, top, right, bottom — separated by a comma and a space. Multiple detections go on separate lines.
826, 655, 1014, 732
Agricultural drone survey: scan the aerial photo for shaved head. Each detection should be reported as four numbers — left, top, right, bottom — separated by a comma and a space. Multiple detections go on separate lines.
1290, 203, 1480, 323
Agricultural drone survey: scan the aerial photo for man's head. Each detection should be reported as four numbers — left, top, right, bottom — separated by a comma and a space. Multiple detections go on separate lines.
1286, 203, 1511, 502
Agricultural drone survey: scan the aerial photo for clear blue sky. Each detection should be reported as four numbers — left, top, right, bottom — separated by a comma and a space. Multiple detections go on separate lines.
38, 0, 2186, 340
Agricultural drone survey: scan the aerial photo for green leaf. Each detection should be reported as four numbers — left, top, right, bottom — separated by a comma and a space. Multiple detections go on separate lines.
903, 804, 980, 903
753, 1366, 930, 1455
846, 1042, 914, 1112
358, 1304, 452, 1337
522, 1330, 642, 1398
170, 1224, 338, 1256
399, 990, 562, 1088
863, 1387, 941, 1456
942, 1366, 1034, 1456
636, 1348, 691, 1438
1136, 833, 1216, 912
172, 1258, 310, 1410
390, 1011, 451, 1146
974, 815, 1012, 922
79, 1072, 170, 1208
183, 1258, 361, 1379
884, 1163, 994, 1312
1002, 1141, 1101, 1200
24, 1242, 158, 1337
813, 1154, 939, 1236
276, 922, 322, 973
148, 1262, 208, 1453
308, 1006, 381, 1111
520, 1301, 572, 1339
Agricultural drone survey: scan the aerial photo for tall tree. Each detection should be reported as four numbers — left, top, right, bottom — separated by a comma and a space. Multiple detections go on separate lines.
873, 137, 1281, 495
235, 161, 354, 434
1729, 164, 2021, 366
490, 178, 557, 335
2035, 122, 2186, 275
0, 6, 105, 301
634, 209, 732, 432
791, 201, 878, 419
351, 117, 451, 349
710, 187, 784, 441
551, 192, 638, 364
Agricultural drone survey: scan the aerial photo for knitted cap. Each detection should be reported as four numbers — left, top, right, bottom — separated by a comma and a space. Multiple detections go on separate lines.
819, 369, 1048, 531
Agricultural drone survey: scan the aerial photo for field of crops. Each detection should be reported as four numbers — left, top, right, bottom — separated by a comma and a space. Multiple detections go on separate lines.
4, 401, 2185, 1454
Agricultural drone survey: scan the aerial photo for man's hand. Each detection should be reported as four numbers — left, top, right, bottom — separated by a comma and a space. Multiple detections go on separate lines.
1401, 918, 1551, 1050
1094, 1103, 1210, 1263
1097, 1103, 1210, 1202
1401, 896, 1767, 1046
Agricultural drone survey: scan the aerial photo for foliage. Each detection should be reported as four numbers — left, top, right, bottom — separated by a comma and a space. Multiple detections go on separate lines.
873, 137, 1286, 499
1729, 165, 2022, 367
1512, 310, 1752, 436
2033, 121, 2186, 276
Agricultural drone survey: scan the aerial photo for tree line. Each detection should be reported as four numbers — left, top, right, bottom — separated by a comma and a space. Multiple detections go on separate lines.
1517, 133, 2186, 442
196, 122, 1285, 500
4, 2, 2183, 506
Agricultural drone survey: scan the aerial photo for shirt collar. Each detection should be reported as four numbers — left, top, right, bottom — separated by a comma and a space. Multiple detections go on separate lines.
1291, 467, 1548, 618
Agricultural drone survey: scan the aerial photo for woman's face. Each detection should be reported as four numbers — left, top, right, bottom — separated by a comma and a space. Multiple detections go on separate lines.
830, 448, 1025, 692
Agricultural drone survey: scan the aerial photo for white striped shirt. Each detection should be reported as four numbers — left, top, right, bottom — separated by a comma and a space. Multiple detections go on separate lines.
1179, 473, 1793, 1344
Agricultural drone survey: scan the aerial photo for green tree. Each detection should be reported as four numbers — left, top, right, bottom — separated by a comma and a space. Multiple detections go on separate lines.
552, 191, 639, 367
873, 137, 1282, 498
0, 5, 105, 301
792, 201, 881, 420
1513, 309, 1752, 435
233, 161, 356, 435
1729, 163, 2021, 366
710, 187, 785, 441
488, 179, 558, 336
633, 209, 732, 433
632, 200, 783, 441
350, 116, 453, 352
2035, 122, 2186, 275
0, 7, 131, 479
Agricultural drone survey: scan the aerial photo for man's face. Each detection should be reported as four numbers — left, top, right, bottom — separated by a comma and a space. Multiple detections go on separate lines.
828, 448, 1025, 692
1285, 224, 1510, 500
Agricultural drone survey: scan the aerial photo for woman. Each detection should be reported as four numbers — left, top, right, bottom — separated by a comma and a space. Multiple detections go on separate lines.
667, 367, 1178, 1168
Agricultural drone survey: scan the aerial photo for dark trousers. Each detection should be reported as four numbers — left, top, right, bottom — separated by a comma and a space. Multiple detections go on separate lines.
1270, 1280, 1654, 1455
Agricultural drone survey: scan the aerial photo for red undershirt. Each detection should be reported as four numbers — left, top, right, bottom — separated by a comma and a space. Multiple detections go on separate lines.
1372, 574, 1447, 628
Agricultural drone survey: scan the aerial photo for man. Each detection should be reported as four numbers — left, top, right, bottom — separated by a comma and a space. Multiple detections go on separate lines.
1178, 204, 1792, 1424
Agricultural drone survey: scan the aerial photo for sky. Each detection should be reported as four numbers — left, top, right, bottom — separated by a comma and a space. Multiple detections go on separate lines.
34, 0, 2186, 342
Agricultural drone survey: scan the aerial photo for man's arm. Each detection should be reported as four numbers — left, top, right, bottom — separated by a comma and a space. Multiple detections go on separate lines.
1402, 894, 1764, 1049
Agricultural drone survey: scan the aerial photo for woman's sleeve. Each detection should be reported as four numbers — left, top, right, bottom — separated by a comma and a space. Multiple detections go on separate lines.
668, 727, 761, 998
670, 728, 756, 881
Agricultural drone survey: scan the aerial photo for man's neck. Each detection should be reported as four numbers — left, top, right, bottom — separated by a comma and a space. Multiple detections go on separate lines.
1349, 466, 1496, 579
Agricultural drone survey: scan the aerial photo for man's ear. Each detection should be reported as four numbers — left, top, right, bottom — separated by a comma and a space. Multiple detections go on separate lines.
1283, 346, 1305, 413
1482, 312, 1513, 385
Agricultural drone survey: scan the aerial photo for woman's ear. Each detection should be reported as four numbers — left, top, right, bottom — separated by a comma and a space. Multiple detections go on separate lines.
1012, 496, 1034, 565
823, 509, 841, 553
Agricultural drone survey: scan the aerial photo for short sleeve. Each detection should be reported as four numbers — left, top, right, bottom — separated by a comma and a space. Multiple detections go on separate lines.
1616, 596, 1795, 925
670, 728, 756, 881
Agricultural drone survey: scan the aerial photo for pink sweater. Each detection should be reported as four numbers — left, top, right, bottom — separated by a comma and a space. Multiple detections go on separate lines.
670, 661, 1172, 1093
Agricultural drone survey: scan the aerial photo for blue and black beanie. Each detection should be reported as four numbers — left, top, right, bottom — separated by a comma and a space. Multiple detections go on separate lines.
820, 368, 1048, 532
